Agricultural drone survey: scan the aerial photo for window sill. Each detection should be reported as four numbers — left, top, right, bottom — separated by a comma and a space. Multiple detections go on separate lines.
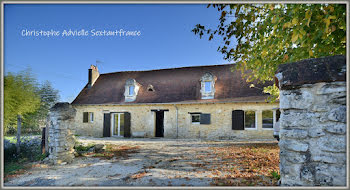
262, 128, 274, 130
245, 128, 257, 130
192, 122, 200, 125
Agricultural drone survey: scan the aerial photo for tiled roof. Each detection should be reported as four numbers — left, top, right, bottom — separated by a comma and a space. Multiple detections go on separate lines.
71, 64, 273, 105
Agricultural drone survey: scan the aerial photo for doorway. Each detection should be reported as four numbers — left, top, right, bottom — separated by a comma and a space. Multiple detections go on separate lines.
155, 111, 164, 137
112, 113, 124, 136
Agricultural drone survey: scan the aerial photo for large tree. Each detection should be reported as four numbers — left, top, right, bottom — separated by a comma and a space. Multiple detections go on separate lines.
23, 80, 60, 130
4, 69, 60, 134
192, 4, 346, 100
4, 69, 41, 133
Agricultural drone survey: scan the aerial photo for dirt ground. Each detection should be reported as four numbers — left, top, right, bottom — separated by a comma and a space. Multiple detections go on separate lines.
4, 137, 279, 187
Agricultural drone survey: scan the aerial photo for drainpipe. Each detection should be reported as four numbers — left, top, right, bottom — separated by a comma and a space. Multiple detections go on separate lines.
174, 104, 179, 139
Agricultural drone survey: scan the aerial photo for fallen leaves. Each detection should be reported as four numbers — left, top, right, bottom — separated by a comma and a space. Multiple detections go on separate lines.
131, 171, 148, 179
206, 143, 280, 186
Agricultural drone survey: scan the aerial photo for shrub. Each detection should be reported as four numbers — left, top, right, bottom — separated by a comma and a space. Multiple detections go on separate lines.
271, 171, 280, 180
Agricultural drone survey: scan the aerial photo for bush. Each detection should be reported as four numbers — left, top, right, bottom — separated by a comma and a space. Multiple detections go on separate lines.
4, 135, 43, 162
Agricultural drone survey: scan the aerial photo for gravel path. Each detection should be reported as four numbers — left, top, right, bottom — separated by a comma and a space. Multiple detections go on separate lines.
4, 137, 276, 187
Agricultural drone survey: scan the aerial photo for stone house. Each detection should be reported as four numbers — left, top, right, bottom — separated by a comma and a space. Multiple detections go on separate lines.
71, 64, 279, 139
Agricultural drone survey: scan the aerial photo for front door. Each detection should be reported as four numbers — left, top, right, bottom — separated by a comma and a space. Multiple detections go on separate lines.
112, 113, 125, 137
155, 111, 164, 137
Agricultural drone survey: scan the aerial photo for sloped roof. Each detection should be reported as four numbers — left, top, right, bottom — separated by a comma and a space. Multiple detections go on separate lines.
71, 64, 273, 105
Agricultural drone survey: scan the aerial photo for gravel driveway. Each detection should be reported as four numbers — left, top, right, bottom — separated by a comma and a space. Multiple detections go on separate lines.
4, 137, 277, 187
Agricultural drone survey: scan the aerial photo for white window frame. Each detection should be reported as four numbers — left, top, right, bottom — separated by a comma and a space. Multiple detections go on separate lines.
200, 72, 216, 99
124, 79, 140, 102
244, 110, 257, 130
191, 114, 201, 124
111, 113, 124, 137
262, 110, 274, 130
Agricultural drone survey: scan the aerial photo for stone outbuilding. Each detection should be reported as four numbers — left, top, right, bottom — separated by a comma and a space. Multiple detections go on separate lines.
71, 64, 279, 139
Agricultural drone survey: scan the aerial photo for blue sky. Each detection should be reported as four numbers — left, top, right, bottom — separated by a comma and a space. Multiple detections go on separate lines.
5, 4, 231, 102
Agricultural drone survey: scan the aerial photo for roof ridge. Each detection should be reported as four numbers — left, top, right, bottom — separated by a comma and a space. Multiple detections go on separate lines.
101, 63, 235, 75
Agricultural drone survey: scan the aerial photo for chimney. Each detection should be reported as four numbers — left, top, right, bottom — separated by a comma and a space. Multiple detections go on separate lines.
88, 65, 99, 88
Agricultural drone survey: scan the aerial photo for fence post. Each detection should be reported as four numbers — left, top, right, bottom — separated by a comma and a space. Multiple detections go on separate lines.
16, 115, 22, 155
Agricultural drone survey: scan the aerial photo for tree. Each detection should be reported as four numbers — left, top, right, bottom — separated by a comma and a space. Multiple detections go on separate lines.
4, 69, 41, 134
192, 4, 346, 100
23, 81, 60, 130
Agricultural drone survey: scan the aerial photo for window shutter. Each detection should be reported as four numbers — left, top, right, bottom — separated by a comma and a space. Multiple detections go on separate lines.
91, 112, 94, 122
232, 110, 244, 130
83, 112, 88, 123
200, 114, 211, 124
103, 113, 111, 137
123, 112, 131, 138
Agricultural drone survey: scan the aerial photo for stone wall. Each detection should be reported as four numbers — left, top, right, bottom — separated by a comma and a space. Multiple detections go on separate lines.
48, 102, 77, 165
72, 101, 279, 139
276, 55, 347, 186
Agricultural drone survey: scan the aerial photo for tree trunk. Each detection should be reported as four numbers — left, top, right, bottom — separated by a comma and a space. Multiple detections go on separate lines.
16, 115, 22, 155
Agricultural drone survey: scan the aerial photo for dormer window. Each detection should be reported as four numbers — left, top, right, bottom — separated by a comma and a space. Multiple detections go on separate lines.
124, 79, 140, 102
200, 72, 216, 99
147, 85, 154, 92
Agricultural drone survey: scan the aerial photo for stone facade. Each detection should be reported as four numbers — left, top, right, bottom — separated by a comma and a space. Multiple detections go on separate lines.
72, 102, 278, 139
48, 102, 77, 165
276, 55, 347, 186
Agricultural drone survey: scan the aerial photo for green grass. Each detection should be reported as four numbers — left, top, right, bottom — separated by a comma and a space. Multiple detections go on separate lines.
271, 171, 280, 180
4, 162, 25, 175
75, 143, 95, 152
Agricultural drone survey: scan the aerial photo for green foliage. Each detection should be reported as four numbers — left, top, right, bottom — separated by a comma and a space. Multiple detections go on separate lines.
23, 80, 60, 130
75, 143, 95, 152
193, 4, 346, 100
4, 68, 59, 134
4, 137, 46, 177
4, 162, 25, 175
4, 69, 41, 133
271, 170, 281, 180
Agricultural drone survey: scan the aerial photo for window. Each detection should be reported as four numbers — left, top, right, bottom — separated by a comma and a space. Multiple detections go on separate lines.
129, 85, 135, 96
190, 113, 211, 125
200, 72, 216, 99
205, 81, 212, 92
147, 85, 154, 92
124, 79, 140, 102
191, 114, 200, 124
83, 112, 94, 123
262, 110, 273, 129
244, 111, 256, 129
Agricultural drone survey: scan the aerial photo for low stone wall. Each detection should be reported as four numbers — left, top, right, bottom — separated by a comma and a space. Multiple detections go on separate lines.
276, 55, 347, 186
48, 102, 77, 164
